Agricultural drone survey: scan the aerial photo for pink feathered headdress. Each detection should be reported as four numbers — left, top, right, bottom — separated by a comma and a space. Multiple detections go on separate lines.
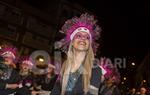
19, 56, 33, 68
99, 57, 121, 84
0, 46, 17, 60
55, 13, 102, 54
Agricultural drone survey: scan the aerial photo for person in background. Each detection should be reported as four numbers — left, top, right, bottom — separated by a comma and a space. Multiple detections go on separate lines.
127, 88, 137, 95
98, 61, 121, 95
140, 87, 148, 95
17, 56, 34, 95
0, 46, 20, 95
32, 63, 58, 95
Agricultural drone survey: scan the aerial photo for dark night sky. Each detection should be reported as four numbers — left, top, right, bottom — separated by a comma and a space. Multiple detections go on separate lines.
79, 1, 149, 57
24, 0, 150, 64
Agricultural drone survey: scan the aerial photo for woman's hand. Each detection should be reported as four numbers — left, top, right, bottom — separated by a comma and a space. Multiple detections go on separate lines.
31, 91, 38, 95
6, 84, 19, 89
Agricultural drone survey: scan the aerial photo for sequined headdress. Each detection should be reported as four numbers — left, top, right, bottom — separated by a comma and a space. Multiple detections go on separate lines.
20, 56, 33, 68
0, 46, 17, 60
55, 13, 102, 54
99, 57, 121, 84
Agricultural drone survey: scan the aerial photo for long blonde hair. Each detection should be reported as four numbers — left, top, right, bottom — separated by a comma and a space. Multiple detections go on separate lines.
60, 42, 94, 95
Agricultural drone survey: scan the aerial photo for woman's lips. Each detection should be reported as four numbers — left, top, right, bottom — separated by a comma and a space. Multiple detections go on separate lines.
78, 41, 86, 46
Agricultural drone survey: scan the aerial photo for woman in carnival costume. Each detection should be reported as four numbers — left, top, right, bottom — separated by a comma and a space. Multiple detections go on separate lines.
98, 58, 121, 95
0, 46, 20, 95
51, 13, 102, 95
18, 56, 35, 95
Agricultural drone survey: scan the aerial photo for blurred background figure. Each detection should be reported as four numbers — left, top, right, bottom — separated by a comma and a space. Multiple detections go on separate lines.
98, 59, 121, 95
32, 63, 58, 95
17, 56, 34, 95
140, 87, 148, 95
98, 75, 121, 95
0, 46, 20, 95
127, 88, 137, 95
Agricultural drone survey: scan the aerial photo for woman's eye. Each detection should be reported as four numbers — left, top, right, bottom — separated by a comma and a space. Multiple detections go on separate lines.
86, 36, 90, 40
76, 35, 81, 38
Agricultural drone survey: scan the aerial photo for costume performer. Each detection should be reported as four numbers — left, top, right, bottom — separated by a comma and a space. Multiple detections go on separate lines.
98, 58, 121, 95
18, 56, 34, 95
51, 13, 102, 95
0, 46, 20, 95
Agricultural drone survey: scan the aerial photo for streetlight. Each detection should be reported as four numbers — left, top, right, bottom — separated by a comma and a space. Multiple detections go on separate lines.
123, 77, 126, 80
143, 80, 146, 83
131, 62, 135, 66
121, 82, 124, 84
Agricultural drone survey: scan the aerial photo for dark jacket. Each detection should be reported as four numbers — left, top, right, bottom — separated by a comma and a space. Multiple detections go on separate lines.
0, 68, 20, 95
98, 82, 121, 95
35, 74, 58, 91
15, 73, 34, 95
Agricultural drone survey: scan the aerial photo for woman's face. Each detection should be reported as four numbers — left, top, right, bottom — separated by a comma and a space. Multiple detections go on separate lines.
47, 66, 54, 74
72, 32, 90, 51
4, 57, 13, 65
140, 87, 147, 94
21, 63, 30, 72
106, 76, 115, 84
